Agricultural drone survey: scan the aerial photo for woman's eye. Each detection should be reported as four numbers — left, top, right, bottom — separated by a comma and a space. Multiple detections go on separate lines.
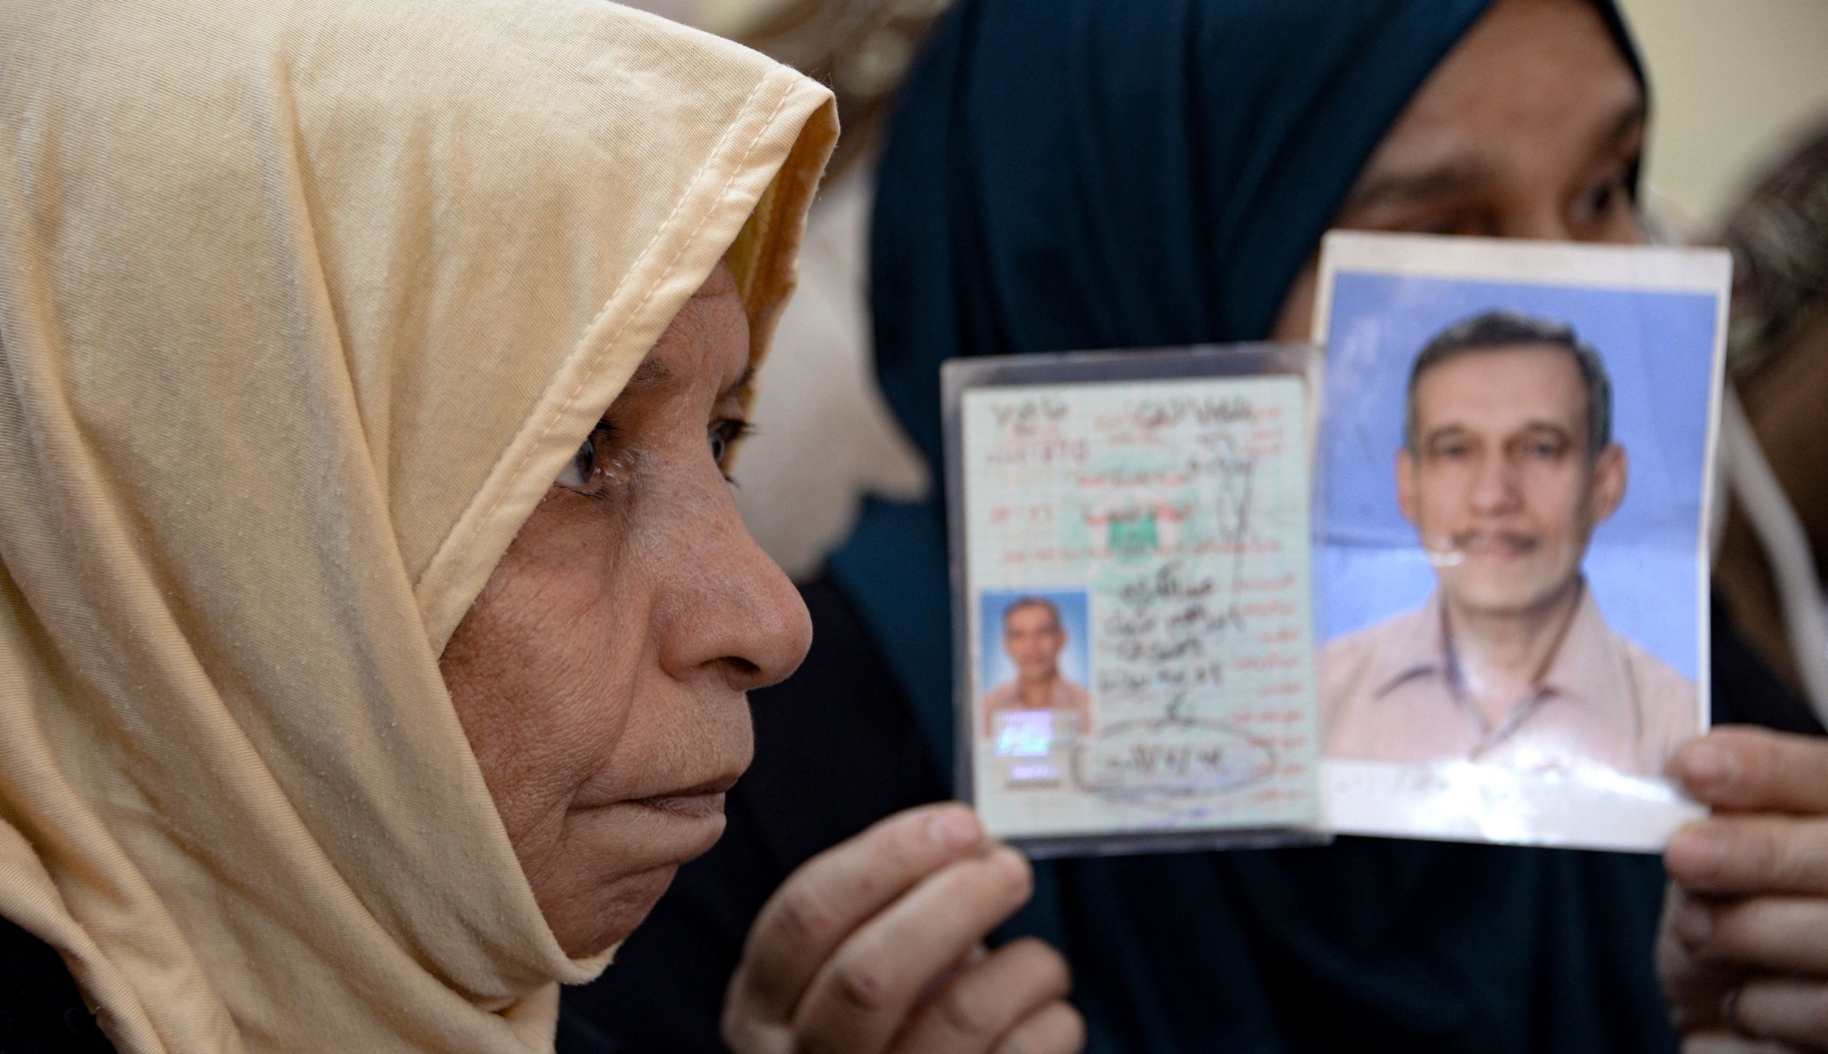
1573, 168, 1630, 227
555, 437, 594, 488
555, 429, 604, 489
709, 419, 750, 473
1408, 212, 1472, 237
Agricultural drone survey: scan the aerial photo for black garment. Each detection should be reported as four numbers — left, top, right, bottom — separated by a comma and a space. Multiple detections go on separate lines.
0, 915, 114, 1054
0, 917, 617, 1054
557, 1009, 621, 1054
0, 585, 924, 1054
7, 588, 1806, 1053
573, 579, 1798, 1053
1710, 590, 1823, 734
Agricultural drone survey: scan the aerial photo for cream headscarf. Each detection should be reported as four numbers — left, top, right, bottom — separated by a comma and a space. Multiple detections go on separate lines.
0, 0, 834, 1050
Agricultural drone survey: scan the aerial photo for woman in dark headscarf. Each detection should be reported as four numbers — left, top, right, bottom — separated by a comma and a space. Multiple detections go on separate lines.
580, 0, 1828, 1050
830, 0, 1671, 1050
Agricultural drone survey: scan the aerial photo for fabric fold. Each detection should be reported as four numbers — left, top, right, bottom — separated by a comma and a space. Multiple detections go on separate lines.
0, 0, 834, 1050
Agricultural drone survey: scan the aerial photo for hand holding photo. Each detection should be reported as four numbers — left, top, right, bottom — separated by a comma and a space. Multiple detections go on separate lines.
1311, 232, 1730, 851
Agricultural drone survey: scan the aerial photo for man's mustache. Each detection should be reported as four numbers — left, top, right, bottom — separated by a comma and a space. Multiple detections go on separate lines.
1424, 530, 1540, 566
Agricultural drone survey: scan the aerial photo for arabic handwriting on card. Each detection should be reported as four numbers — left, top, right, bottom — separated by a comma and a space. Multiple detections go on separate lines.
963, 374, 1318, 837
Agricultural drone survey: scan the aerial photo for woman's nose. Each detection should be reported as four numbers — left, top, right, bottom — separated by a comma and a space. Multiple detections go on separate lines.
654, 467, 812, 693
1507, 204, 1575, 243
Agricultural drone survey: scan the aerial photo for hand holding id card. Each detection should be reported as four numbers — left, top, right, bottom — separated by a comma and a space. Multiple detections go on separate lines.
944, 234, 1731, 857
944, 345, 1326, 856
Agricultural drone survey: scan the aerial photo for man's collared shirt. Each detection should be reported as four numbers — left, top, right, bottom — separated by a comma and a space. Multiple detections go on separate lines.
981, 677, 1092, 738
1318, 587, 1698, 775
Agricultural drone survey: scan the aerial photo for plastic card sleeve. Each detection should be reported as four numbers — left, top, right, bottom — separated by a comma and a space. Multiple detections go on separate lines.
942, 343, 1329, 858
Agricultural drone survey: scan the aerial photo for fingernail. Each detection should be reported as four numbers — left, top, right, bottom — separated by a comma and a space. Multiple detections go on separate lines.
928, 808, 981, 850
1679, 740, 1734, 788
1720, 987, 1745, 1033
1667, 826, 1727, 878
1674, 902, 1713, 949
989, 846, 1031, 890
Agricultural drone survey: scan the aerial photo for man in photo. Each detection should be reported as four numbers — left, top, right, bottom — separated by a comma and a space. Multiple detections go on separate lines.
1319, 310, 1697, 776
981, 596, 1092, 738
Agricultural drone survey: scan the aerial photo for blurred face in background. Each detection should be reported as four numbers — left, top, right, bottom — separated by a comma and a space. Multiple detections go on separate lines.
1396, 344, 1626, 619
1003, 602, 1067, 685
1271, 0, 1646, 339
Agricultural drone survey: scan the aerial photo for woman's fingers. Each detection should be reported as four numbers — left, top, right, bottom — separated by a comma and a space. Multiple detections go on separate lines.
1666, 816, 1828, 898
992, 1000, 1086, 1054
1677, 894, 1828, 976
1670, 728, 1828, 815
892, 938, 1075, 1054
790, 847, 1036, 1053
1661, 885, 1748, 1035
1660, 727, 1828, 1050
724, 803, 986, 1050
1728, 976, 1828, 1049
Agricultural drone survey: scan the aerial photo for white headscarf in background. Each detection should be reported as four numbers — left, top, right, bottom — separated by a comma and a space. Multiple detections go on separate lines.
0, 0, 835, 1050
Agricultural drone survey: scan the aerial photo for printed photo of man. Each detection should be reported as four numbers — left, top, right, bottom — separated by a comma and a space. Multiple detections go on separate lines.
981, 596, 1092, 739
1319, 310, 1698, 776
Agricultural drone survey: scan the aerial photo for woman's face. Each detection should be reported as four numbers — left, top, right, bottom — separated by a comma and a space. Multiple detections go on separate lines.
1271, 0, 1647, 339
440, 262, 812, 958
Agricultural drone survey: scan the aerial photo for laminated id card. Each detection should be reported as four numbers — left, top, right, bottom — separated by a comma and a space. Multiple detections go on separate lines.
943, 344, 1326, 857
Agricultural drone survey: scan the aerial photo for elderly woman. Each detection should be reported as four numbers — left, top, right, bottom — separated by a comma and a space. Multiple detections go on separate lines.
0, 0, 1077, 1052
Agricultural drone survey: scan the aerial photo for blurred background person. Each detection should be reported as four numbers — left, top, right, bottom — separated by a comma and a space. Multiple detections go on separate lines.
1660, 121, 1828, 1051
587, 0, 1828, 1051
582, 1, 1675, 1050
622, 0, 944, 579
1711, 120, 1828, 734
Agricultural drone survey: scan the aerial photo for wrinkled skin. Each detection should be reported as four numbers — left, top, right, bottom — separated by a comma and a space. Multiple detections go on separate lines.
442, 263, 811, 958
442, 265, 1082, 1053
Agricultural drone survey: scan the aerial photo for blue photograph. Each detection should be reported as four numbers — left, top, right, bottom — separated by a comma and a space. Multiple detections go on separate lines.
977, 588, 1092, 739
1315, 270, 1718, 778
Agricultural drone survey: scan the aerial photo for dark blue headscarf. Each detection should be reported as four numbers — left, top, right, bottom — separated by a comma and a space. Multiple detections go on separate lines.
829, 1, 1675, 1050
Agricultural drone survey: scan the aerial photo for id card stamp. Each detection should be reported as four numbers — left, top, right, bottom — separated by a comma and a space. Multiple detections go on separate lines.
944, 345, 1324, 856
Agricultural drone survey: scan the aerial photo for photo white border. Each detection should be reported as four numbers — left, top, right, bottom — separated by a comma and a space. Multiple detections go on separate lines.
1311, 231, 1730, 851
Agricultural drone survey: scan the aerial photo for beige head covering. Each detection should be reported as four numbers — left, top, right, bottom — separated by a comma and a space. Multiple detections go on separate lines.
0, 0, 834, 1050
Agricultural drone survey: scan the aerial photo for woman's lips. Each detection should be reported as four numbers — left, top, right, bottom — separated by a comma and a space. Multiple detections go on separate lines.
630, 774, 738, 819
632, 790, 727, 819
